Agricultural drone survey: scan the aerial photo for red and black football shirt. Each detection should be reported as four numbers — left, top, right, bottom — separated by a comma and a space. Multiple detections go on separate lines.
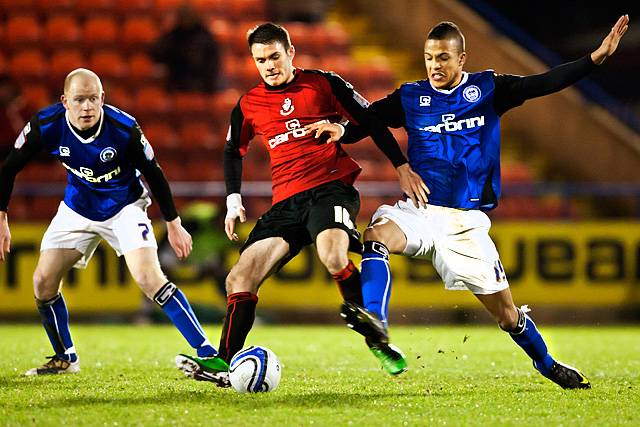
224, 68, 407, 205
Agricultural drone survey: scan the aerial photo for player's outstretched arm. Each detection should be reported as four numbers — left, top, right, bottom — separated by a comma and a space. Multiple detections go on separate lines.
591, 14, 629, 65
224, 193, 246, 241
0, 211, 10, 261
167, 217, 192, 260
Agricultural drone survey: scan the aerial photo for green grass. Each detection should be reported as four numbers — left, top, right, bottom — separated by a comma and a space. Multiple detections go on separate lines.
0, 324, 638, 426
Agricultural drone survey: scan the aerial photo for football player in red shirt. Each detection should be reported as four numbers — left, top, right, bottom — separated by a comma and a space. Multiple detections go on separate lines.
177, 23, 429, 384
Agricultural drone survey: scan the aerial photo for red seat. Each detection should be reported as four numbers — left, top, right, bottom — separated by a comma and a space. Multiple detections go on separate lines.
113, 0, 152, 15
75, 0, 114, 17
128, 53, 159, 83
121, 16, 159, 48
227, 0, 266, 20
191, 0, 224, 16
152, 0, 184, 17
34, 0, 74, 13
106, 84, 134, 112
133, 86, 172, 119
141, 121, 178, 149
83, 16, 119, 47
49, 49, 87, 83
5, 15, 41, 47
44, 15, 81, 48
174, 92, 210, 116
0, 0, 34, 13
89, 50, 128, 79
9, 50, 48, 81
21, 84, 52, 109
178, 121, 217, 149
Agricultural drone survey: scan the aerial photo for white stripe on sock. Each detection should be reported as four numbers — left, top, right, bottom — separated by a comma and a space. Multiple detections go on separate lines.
172, 295, 207, 339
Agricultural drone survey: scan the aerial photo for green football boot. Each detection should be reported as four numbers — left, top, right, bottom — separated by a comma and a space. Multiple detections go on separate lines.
175, 354, 230, 387
366, 339, 408, 376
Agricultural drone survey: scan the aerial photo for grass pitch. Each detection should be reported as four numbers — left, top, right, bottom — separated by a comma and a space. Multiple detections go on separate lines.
0, 324, 638, 426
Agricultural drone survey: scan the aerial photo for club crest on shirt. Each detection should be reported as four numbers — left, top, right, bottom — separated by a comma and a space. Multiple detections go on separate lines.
463, 85, 481, 102
99, 147, 117, 162
279, 97, 295, 116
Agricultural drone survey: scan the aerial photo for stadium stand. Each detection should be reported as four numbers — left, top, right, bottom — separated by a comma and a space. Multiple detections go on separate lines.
0, 0, 571, 220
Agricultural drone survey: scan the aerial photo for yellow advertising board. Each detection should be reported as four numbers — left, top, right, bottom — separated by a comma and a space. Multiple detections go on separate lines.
1, 221, 639, 314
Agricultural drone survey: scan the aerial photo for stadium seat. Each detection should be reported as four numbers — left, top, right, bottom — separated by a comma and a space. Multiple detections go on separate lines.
133, 86, 172, 120
141, 121, 178, 149
34, 0, 74, 13
0, 0, 34, 13
74, 0, 114, 17
49, 50, 86, 83
21, 84, 52, 109
127, 53, 161, 84
191, 0, 224, 17
121, 17, 159, 48
113, 0, 152, 15
226, 0, 266, 20
178, 121, 218, 149
5, 15, 41, 48
209, 89, 241, 121
106, 84, 134, 112
83, 16, 119, 47
174, 92, 210, 118
9, 50, 48, 81
152, 0, 184, 17
44, 15, 81, 48
89, 50, 127, 79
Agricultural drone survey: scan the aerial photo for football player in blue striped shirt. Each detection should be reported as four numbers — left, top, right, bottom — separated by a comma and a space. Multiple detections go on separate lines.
0, 69, 228, 384
307, 15, 629, 388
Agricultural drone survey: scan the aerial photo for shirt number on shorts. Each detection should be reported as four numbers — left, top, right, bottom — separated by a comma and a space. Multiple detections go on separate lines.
334, 206, 354, 230
494, 260, 507, 283
138, 223, 150, 241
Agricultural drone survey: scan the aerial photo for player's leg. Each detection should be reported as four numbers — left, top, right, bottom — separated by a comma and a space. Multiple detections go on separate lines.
437, 208, 590, 389
218, 237, 289, 363
315, 227, 363, 304
124, 247, 229, 383
124, 247, 218, 356
476, 289, 590, 389
360, 217, 407, 328
26, 248, 83, 376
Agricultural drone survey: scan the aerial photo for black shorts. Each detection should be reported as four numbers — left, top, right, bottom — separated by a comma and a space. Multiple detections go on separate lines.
241, 180, 362, 266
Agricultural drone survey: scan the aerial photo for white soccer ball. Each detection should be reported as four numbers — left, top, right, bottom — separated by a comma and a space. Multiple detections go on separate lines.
229, 346, 281, 393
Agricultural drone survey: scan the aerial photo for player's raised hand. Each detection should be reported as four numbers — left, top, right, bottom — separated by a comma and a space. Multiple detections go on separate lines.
225, 193, 246, 241
304, 122, 345, 143
166, 217, 192, 260
0, 211, 10, 261
591, 14, 629, 65
396, 163, 430, 208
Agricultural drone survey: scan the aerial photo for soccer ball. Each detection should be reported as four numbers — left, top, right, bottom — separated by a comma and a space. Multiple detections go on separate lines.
229, 346, 281, 393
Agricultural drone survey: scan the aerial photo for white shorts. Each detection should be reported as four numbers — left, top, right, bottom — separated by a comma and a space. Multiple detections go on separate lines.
41, 197, 158, 269
371, 200, 509, 295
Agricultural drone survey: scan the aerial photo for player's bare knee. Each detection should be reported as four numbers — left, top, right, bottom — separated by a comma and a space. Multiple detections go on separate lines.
32, 272, 58, 300
318, 250, 348, 275
364, 224, 392, 248
225, 269, 257, 294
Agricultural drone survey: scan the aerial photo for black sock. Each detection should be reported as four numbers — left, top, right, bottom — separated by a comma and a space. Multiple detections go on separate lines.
331, 260, 363, 306
218, 292, 258, 363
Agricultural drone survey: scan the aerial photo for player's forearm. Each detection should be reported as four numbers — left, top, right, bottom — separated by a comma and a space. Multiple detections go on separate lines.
139, 162, 178, 222
0, 161, 18, 212
365, 124, 408, 168
223, 143, 243, 195
516, 55, 596, 100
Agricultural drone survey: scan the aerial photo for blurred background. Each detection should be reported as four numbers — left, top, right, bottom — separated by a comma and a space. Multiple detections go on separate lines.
1, 0, 639, 325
